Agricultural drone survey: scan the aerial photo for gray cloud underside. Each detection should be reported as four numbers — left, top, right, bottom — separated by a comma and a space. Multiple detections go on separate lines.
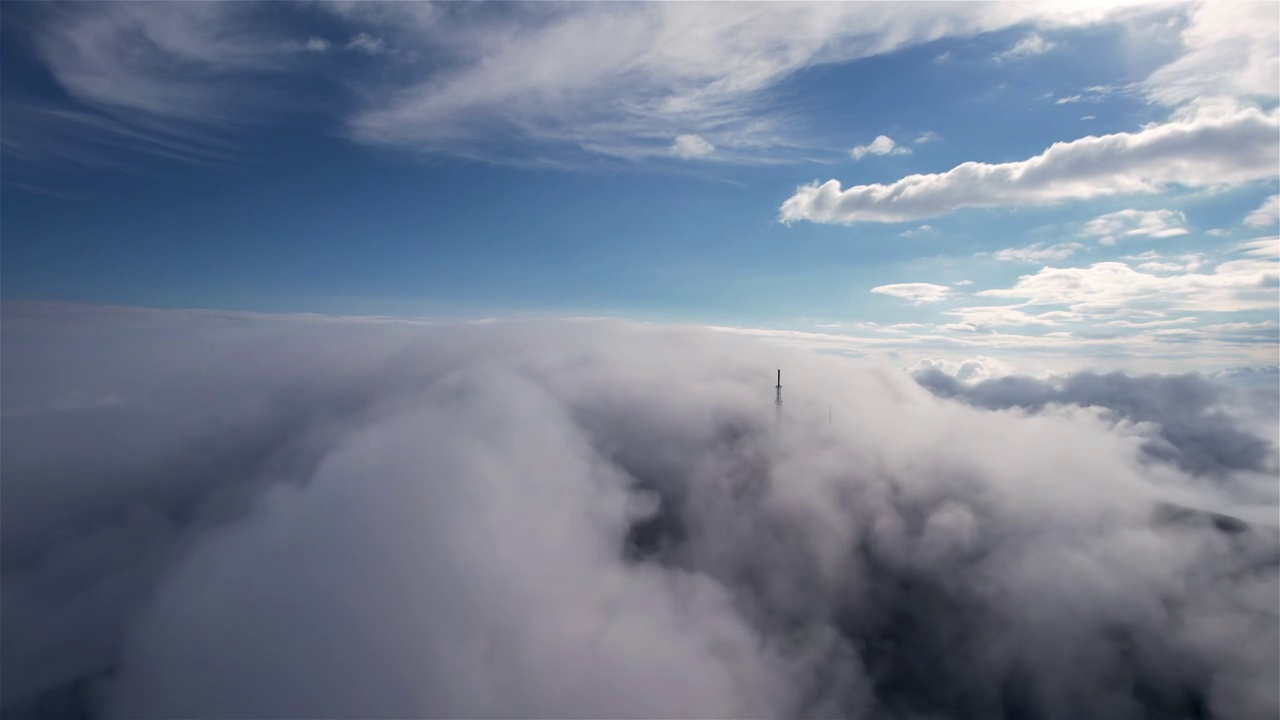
913, 367, 1279, 478
2, 305, 1278, 720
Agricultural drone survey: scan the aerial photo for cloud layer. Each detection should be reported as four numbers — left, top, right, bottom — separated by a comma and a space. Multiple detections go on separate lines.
3, 304, 1277, 719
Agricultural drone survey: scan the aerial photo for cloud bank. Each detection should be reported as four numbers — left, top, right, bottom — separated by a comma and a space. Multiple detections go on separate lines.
780, 107, 1280, 224
2, 304, 1277, 720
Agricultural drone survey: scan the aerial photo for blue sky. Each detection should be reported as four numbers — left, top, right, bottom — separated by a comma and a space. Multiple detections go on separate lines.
2, 1, 1277, 373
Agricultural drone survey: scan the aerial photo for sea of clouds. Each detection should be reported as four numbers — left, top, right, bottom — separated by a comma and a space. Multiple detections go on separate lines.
2, 303, 1277, 720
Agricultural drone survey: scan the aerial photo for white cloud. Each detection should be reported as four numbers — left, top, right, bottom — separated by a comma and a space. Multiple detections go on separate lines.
943, 306, 1079, 330
1137, 261, 1192, 273
1083, 209, 1190, 245
899, 224, 933, 238
851, 135, 910, 160
340, 3, 1138, 160
32, 4, 292, 122
953, 280, 974, 286
704, 320, 1276, 375
1243, 194, 1279, 228
1237, 237, 1279, 258
6, 304, 1277, 718
345, 33, 385, 55
997, 33, 1056, 61
1129, 253, 1207, 273
779, 107, 1280, 224
992, 242, 1084, 263
979, 253, 1278, 316
871, 283, 952, 304
914, 131, 941, 144
1055, 95, 1082, 104
25, 2, 1150, 164
671, 134, 715, 159
1143, 2, 1279, 107
18, 1, 1273, 168
1080, 115, 1096, 120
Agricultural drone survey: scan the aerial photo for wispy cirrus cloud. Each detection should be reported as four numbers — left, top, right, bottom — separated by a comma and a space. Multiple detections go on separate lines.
995, 33, 1056, 62
30, 3, 293, 122
13, 1, 1145, 167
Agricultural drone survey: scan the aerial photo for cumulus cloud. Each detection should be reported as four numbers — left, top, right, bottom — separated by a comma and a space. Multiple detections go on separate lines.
2, 304, 1277, 720
670, 134, 715, 159
851, 135, 909, 160
779, 107, 1280, 224
1084, 208, 1190, 245
913, 131, 940, 144
1244, 194, 1280, 228
871, 282, 951, 304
